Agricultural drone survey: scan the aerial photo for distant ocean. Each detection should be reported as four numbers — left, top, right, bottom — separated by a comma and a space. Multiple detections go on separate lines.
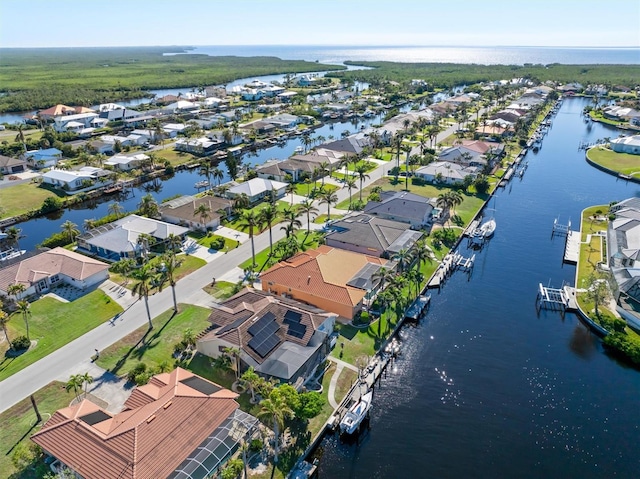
185, 45, 640, 65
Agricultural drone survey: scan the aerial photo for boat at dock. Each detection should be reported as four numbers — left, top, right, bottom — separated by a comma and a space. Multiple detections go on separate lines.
340, 391, 373, 435
194, 180, 210, 189
405, 294, 431, 320
470, 217, 496, 245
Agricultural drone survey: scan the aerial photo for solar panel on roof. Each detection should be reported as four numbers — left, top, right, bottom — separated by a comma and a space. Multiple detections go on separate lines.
248, 334, 280, 358
248, 312, 276, 336
287, 322, 307, 339
283, 310, 302, 324
79, 410, 111, 426
180, 376, 221, 395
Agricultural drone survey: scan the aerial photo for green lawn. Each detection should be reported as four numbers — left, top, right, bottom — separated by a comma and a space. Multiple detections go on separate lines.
292, 182, 338, 198
0, 381, 75, 479
202, 280, 238, 300
187, 231, 238, 250
240, 230, 324, 271
109, 254, 206, 290
153, 147, 198, 166
0, 182, 60, 219
586, 146, 640, 178
313, 213, 345, 224
96, 304, 211, 377
0, 290, 122, 381
224, 201, 290, 232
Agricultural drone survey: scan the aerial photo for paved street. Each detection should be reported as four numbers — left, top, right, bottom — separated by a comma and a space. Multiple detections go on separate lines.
0, 123, 460, 413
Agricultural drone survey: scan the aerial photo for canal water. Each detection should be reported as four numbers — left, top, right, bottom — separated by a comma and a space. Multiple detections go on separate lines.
14, 112, 385, 251
315, 98, 640, 478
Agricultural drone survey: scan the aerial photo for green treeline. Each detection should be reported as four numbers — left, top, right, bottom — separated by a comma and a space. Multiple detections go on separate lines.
0, 46, 344, 112
329, 61, 640, 89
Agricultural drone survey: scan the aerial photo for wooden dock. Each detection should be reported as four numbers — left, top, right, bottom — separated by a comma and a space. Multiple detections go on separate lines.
563, 231, 580, 264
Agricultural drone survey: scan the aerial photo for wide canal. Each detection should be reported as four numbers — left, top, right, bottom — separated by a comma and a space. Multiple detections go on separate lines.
315, 97, 640, 478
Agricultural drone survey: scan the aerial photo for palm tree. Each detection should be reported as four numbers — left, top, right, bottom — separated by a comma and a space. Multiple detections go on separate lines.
223, 346, 242, 381
81, 372, 94, 399
436, 192, 454, 228
281, 206, 302, 239
298, 200, 318, 235
241, 367, 260, 403
354, 164, 370, 202
413, 238, 435, 273
138, 194, 159, 218
238, 210, 261, 269
212, 167, 224, 187
285, 183, 296, 205
16, 300, 31, 341
7, 282, 26, 300
131, 263, 157, 329
233, 193, 250, 212
194, 203, 212, 230
166, 233, 183, 254
108, 201, 124, 219
344, 176, 357, 209
319, 190, 338, 221
66, 374, 84, 402
157, 253, 184, 314
372, 266, 394, 294
392, 248, 415, 273
447, 190, 464, 218
0, 310, 12, 351
259, 204, 279, 255
258, 392, 294, 466
318, 161, 330, 186
5, 226, 23, 250
199, 162, 214, 188
61, 220, 80, 244
110, 258, 136, 286
83, 218, 97, 232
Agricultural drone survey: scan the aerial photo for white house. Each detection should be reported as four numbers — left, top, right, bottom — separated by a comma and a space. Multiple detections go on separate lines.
226, 178, 288, 204
415, 161, 479, 185
610, 135, 640, 155
54, 112, 99, 132
103, 153, 148, 171
42, 166, 113, 193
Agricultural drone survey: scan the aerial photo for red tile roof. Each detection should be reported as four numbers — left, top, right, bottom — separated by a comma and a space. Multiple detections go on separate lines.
260, 245, 387, 308
31, 368, 240, 479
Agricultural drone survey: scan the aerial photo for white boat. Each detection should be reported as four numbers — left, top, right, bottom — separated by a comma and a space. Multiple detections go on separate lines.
340, 391, 372, 435
294, 146, 304, 154
478, 218, 496, 238
194, 180, 210, 188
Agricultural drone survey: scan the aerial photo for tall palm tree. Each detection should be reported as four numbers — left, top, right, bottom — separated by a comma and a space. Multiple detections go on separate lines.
157, 253, 183, 314
297, 200, 318, 235
194, 203, 212, 230
447, 190, 464, 218
199, 162, 213, 188
238, 210, 261, 269
0, 310, 12, 351
7, 283, 26, 300
319, 190, 338, 221
223, 346, 242, 381
344, 176, 357, 209
16, 300, 31, 341
259, 204, 279, 255
108, 201, 124, 219
241, 367, 260, 403
280, 206, 301, 239
355, 164, 370, 202
66, 374, 84, 402
318, 161, 330, 186
131, 263, 157, 329
436, 193, 454, 228
166, 233, 183, 254
81, 372, 94, 399
61, 220, 80, 244
5, 226, 23, 250
83, 218, 97, 232
138, 194, 159, 218
233, 193, 250, 212
392, 248, 415, 273
372, 266, 394, 294
285, 183, 296, 206
212, 167, 224, 186
258, 391, 294, 466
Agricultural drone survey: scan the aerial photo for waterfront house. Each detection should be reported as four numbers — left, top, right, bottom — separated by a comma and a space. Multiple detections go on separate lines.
226, 178, 287, 205
0, 247, 109, 297
159, 195, 232, 231
325, 213, 423, 258
77, 215, 189, 261
37, 104, 77, 121
364, 191, 434, 228
265, 113, 301, 129
175, 137, 219, 156
256, 157, 316, 182
415, 161, 480, 185
53, 112, 99, 132
0, 154, 27, 174
603, 106, 640, 125
197, 288, 336, 385
610, 135, 640, 155
260, 245, 392, 321
320, 136, 366, 156
23, 148, 63, 168
103, 153, 147, 171
31, 367, 258, 479
41, 166, 113, 193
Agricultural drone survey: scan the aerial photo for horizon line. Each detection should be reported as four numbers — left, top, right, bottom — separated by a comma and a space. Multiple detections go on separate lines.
1, 44, 639, 50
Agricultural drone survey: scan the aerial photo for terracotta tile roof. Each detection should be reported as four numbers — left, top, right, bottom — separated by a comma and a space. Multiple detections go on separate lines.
31, 368, 241, 479
260, 246, 387, 308
0, 247, 108, 292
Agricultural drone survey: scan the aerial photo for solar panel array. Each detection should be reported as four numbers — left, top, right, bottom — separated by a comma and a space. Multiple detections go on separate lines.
284, 310, 307, 339
248, 312, 281, 358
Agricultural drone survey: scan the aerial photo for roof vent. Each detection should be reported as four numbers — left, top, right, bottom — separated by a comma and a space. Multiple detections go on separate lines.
146, 414, 156, 424
307, 275, 311, 284
163, 401, 172, 409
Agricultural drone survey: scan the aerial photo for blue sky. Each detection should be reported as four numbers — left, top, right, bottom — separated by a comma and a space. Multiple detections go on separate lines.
1, 0, 638, 48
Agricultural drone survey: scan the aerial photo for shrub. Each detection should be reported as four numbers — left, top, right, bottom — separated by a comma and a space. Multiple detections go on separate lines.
12, 335, 31, 350
127, 362, 151, 385
209, 236, 226, 250
250, 438, 263, 451
40, 196, 62, 213
38, 231, 71, 249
